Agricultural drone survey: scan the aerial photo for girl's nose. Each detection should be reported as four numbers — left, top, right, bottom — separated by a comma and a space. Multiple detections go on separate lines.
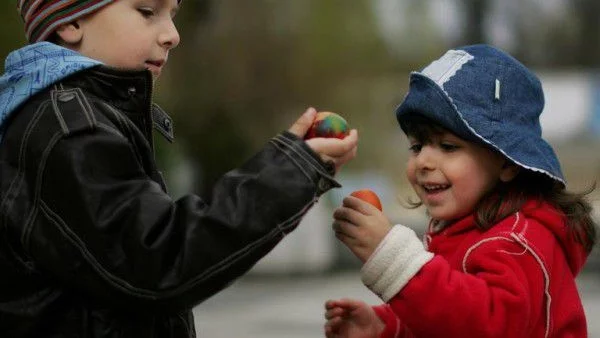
160, 19, 180, 50
415, 146, 436, 171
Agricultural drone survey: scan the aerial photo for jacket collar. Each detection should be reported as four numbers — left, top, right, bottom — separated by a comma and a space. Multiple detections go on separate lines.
429, 215, 475, 237
0, 42, 173, 143
62, 65, 174, 142
429, 199, 587, 275
63, 65, 154, 115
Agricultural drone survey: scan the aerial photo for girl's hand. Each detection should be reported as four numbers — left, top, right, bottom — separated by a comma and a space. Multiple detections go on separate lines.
288, 107, 358, 173
332, 195, 393, 262
324, 298, 385, 338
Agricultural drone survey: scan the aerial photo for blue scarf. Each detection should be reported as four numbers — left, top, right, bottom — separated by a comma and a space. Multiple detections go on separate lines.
0, 42, 102, 139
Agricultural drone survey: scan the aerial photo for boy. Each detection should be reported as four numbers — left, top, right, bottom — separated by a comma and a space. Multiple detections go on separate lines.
0, 0, 358, 337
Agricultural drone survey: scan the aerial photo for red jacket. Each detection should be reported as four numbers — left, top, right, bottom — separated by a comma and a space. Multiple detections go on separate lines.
364, 200, 588, 338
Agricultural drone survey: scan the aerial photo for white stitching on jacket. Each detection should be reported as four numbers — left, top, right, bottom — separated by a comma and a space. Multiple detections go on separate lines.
462, 213, 552, 338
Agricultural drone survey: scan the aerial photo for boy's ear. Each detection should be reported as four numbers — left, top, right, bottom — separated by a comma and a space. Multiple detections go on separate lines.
55, 22, 83, 45
499, 161, 520, 183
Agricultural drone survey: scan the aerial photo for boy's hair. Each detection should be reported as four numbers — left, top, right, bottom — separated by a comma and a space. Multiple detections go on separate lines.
403, 115, 597, 253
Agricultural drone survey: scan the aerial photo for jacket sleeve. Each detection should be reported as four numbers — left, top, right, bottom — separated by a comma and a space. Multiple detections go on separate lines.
361, 225, 546, 338
373, 304, 409, 338
25, 118, 338, 311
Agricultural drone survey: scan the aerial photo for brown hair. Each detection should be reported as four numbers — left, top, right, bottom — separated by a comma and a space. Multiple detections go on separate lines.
402, 115, 597, 253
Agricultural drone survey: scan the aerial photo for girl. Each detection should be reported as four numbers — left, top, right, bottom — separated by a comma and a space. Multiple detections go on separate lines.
325, 44, 596, 338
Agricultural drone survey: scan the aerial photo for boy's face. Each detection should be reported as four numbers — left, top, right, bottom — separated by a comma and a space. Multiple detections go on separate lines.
405, 130, 509, 222
69, 0, 180, 78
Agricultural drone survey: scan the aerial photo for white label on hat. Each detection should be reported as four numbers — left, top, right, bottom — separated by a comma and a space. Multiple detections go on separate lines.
495, 79, 501, 100
420, 50, 474, 88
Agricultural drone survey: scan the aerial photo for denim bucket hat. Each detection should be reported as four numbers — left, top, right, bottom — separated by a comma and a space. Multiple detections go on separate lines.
396, 44, 565, 186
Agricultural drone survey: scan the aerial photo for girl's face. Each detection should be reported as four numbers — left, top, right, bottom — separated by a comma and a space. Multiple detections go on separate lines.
406, 130, 509, 222
71, 0, 180, 78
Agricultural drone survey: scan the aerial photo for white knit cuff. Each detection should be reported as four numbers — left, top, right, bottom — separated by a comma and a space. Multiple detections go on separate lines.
361, 225, 434, 302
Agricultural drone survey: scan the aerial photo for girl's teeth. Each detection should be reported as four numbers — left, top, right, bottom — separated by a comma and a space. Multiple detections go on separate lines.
424, 184, 448, 191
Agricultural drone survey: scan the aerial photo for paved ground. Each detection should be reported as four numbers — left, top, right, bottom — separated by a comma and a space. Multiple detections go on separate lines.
193, 271, 600, 337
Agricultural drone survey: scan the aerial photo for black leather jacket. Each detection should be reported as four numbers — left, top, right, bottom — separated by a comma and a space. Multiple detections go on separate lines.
0, 66, 339, 337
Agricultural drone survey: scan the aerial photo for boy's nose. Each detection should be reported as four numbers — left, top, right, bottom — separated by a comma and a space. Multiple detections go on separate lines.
160, 19, 180, 50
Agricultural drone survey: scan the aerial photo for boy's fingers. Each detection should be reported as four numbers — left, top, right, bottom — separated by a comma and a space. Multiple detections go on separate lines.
288, 107, 316, 137
331, 146, 358, 170
306, 129, 358, 157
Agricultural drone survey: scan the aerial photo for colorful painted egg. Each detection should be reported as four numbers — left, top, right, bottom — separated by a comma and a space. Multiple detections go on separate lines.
305, 111, 349, 140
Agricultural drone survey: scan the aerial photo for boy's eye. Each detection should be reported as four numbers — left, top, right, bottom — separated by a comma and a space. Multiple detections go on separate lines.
138, 7, 155, 17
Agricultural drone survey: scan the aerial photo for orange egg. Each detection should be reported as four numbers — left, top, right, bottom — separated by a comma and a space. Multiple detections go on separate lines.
350, 189, 383, 211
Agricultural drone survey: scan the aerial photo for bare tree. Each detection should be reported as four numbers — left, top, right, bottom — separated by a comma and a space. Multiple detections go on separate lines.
161, 0, 393, 196
460, 0, 490, 45
573, 0, 600, 67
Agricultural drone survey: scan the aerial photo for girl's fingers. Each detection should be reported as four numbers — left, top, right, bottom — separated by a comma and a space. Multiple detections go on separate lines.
343, 196, 381, 215
326, 298, 363, 311
324, 300, 338, 310
332, 221, 358, 241
333, 206, 363, 225
334, 230, 354, 248
324, 317, 342, 337
335, 298, 364, 310
324, 307, 345, 320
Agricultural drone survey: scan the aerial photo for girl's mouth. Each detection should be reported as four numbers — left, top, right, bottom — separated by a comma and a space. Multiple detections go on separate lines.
422, 183, 450, 193
420, 183, 450, 205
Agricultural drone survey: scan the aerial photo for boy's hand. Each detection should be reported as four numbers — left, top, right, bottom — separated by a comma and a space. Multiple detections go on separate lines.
332, 196, 392, 262
324, 298, 385, 338
288, 107, 358, 173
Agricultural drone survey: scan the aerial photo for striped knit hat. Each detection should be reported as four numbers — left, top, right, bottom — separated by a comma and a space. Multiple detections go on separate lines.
18, 0, 116, 43
17, 0, 182, 43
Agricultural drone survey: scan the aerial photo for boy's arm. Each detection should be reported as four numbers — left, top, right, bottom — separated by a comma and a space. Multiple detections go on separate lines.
28, 120, 337, 311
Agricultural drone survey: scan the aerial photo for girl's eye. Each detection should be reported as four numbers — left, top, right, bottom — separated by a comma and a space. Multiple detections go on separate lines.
409, 143, 422, 153
440, 143, 458, 151
138, 7, 155, 17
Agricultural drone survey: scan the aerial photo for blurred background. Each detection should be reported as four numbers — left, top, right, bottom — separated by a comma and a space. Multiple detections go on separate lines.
2, 0, 600, 336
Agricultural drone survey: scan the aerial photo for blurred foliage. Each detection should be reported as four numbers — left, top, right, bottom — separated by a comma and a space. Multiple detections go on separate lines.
0, 2, 26, 60
458, 0, 600, 67
159, 0, 406, 196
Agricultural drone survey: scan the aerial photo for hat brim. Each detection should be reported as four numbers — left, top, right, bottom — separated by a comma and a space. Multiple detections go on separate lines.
396, 73, 565, 186
396, 73, 479, 142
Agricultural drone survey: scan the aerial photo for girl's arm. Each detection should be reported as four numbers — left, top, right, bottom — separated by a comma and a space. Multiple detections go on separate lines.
362, 226, 545, 338
372, 304, 407, 338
